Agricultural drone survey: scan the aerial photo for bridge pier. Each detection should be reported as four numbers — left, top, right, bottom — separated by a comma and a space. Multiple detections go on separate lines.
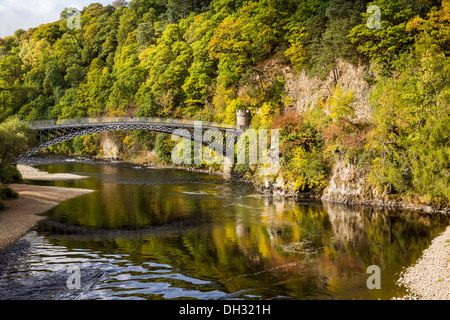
19, 118, 246, 173
223, 155, 233, 176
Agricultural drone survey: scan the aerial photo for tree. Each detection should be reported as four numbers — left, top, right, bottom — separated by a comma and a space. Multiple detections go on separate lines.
182, 12, 218, 113
322, 85, 371, 162
17, 94, 53, 120
113, 0, 128, 8
43, 62, 65, 95
107, 34, 146, 112
271, 109, 329, 193
33, 22, 63, 44
208, 15, 252, 87
284, 25, 309, 70
136, 22, 155, 49
0, 35, 19, 54
348, 0, 416, 74
367, 1, 450, 204
76, 58, 115, 117
0, 117, 34, 178
65, 63, 87, 87
137, 23, 193, 116
0, 55, 27, 122
53, 34, 83, 70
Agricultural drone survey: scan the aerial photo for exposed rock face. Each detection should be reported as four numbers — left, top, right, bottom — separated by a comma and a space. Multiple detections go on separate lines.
253, 57, 447, 212
257, 175, 299, 198
321, 159, 368, 204
102, 133, 119, 160
255, 56, 374, 204
258, 56, 374, 120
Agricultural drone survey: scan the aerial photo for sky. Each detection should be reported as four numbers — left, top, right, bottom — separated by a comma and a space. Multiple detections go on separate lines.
0, 0, 112, 38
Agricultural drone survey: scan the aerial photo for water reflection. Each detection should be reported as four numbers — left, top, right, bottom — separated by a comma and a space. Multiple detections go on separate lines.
1, 156, 448, 300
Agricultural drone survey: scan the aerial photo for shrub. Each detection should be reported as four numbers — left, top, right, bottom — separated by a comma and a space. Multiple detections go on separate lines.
0, 165, 22, 184
155, 133, 176, 163
0, 184, 18, 200
272, 109, 330, 194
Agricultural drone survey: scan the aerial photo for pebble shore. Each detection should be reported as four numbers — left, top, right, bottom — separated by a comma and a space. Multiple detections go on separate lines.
17, 164, 88, 180
395, 224, 450, 300
0, 165, 93, 250
3, 164, 449, 299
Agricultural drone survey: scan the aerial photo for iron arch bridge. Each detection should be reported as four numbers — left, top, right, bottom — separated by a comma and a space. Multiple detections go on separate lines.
19, 117, 246, 160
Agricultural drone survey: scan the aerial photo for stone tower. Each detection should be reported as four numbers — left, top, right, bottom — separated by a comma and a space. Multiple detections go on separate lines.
236, 109, 251, 129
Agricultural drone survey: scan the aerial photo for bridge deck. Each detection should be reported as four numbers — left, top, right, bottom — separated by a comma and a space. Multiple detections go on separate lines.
19, 116, 246, 160
28, 117, 238, 130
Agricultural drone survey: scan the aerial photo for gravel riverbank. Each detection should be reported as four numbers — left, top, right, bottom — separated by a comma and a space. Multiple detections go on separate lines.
395, 224, 450, 300
17, 164, 88, 180
0, 184, 93, 250
3, 159, 449, 300
0, 164, 94, 250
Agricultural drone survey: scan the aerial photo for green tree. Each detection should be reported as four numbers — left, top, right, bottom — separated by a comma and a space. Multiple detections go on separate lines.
182, 12, 218, 114
65, 63, 87, 87
0, 55, 27, 121
348, 0, 416, 74
107, 34, 146, 112
77, 58, 115, 116
43, 62, 65, 95
0, 117, 34, 178
138, 23, 193, 117
18, 94, 53, 120
155, 132, 175, 162
33, 22, 63, 44
367, 2, 450, 204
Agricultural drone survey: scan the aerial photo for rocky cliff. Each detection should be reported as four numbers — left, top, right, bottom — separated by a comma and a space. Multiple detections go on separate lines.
254, 57, 448, 214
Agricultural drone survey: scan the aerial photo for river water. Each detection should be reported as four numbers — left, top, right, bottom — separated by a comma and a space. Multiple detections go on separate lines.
0, 155, 448, 300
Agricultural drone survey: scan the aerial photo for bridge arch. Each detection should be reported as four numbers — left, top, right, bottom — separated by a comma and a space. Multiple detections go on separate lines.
19, 117, 244, 161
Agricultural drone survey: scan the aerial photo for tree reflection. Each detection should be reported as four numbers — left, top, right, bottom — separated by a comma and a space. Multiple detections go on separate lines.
37, 161, 449, 299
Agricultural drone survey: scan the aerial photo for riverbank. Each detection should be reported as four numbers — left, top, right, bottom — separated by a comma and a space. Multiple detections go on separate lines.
395, 224, 450, 300
0, 183, 94, 250
52, 153, 448, 215
17, 164, 89, 180
3, 155, 449, 300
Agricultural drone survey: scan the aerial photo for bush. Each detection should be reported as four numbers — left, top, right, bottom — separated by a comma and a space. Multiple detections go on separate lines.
0, 184, 18, 200
0, 165, 23, 184
155, 133, 176, 163
271, 109, 330, 194
233, 163, 253, 176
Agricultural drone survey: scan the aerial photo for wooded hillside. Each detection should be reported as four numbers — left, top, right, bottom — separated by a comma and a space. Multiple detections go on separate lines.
0, 0, 448, 206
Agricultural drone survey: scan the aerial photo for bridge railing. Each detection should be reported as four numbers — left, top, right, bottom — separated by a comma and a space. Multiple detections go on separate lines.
27, 117, 236, 129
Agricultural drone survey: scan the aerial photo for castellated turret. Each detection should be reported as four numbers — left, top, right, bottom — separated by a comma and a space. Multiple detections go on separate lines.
236, 109, 251, 129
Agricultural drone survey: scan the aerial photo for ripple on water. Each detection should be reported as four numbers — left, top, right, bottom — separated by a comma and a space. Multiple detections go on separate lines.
0, 232, 229, 300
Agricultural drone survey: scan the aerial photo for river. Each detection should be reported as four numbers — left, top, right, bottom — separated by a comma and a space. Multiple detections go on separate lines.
0, 155, 448, 300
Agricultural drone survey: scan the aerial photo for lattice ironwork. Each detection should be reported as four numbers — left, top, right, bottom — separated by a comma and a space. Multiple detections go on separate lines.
18, 119, 244, 160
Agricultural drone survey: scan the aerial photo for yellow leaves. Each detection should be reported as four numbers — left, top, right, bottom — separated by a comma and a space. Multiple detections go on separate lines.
208, 15, 249, 60
284, 26, 308, 71
158, 92, 175, 117
406, 16, 426, 32
123, 135, 136, 147
406, 1, 450, 54
283, 146, 328, 192
257, 102, 278, 129
18, 38, 51, 68
285, 41, 308, 70
212, 85, 235, 122
224, 98, 244, 124
326, 85, 355, 121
